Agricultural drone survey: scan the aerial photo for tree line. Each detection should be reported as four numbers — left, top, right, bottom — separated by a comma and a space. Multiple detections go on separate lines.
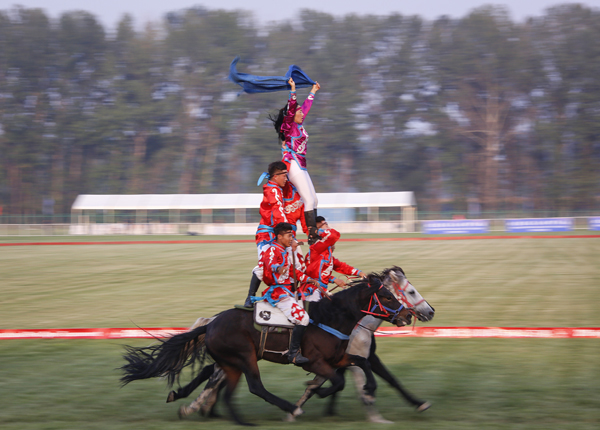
0, 4, 599, 217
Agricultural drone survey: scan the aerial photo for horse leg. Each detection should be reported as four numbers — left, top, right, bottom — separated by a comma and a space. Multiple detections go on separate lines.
369, 352, 431, 411
220, 365, 251, 426
348, 365, 393, 424
177, 366, 226, 419
200, 373, 227, 417
167, 363, 217, 403
284, 375, 327, 422
345, 354, 377, 404
324, 368, 346, 416
242, 360, 302, 418
316, 368, 346, 398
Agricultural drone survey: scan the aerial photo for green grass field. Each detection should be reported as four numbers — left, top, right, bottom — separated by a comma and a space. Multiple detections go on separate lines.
1, 236, 599, 428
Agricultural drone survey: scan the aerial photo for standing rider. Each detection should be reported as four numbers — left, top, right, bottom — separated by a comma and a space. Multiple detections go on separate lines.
244, 161, 309, 307
244, 161, 290, 307
258, 222, 318, 365
271, 78, 321, 244
300, 216, 366, 302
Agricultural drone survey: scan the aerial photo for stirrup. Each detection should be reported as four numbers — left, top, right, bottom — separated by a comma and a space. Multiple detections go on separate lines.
288, 351, 309, 365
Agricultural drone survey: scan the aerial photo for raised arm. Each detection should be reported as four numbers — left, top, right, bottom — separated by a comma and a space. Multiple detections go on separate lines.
281, 78, 299, 136
309, 228, 340, 255
332, 257, 363, 278
299, 81, 320, 121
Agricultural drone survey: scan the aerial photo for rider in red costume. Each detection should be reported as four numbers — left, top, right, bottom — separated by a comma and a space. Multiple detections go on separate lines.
258, 222, 317, 365
255, 161, 289, 246
244, 161, 309, 307
300, 216, 365, 302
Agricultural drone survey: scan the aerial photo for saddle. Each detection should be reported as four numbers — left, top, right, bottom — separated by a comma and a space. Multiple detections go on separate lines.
253, 301, 293, 359
254, 301, 294, 328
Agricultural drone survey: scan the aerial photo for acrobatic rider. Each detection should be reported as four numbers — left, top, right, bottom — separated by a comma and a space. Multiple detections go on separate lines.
244, 160, 308, 307
300, 216, 365, 302
257, 222, 318, 365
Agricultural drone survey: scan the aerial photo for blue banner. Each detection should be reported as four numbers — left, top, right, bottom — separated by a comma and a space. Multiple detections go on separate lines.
589, 217, 600, 231
422, 220, 489, 234
505, 218, 572, 233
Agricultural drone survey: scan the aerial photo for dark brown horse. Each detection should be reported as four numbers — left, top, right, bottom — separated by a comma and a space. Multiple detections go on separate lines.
121, 276, 412, 425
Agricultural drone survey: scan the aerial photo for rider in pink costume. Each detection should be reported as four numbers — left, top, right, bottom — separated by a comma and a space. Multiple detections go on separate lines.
271, 78, 321, 244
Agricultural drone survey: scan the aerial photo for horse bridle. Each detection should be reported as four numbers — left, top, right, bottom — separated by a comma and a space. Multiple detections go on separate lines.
389, 276, 426, 315
361, 283, 406, 325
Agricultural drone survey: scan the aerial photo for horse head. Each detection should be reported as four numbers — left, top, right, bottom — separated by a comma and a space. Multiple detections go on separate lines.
359, 275, 413, 327
381, 266, 435, 322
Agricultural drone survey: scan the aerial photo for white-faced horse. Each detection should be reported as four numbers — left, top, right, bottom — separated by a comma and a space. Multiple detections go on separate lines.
169, 266, 434, 422
305, 266, 435, 423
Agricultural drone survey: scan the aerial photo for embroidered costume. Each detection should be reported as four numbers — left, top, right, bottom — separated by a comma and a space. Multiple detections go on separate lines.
300, 228, 362, 301
258, 241, 310, 326
281, 90, 314, 171
255, 179, 288, 250
280, 90, 318, 213
253, 181, 307, 280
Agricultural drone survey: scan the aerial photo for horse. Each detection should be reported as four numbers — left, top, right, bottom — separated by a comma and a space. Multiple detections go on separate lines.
295, 266, 435, 423
168, 266, 435, 423
120, 275, 412, 426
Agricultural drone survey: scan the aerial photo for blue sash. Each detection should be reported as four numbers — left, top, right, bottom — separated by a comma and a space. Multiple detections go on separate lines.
309, 319, 350, 340
252, 283, 294, 306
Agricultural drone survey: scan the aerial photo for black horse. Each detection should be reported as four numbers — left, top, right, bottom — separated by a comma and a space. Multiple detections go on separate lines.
121, 276, 411, 425
168, 266, 434, 422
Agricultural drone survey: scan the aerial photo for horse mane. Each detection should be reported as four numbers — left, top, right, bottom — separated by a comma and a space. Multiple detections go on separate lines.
307, 268, 406, 326
308, 274, 380, 326
378, 266, 406, 280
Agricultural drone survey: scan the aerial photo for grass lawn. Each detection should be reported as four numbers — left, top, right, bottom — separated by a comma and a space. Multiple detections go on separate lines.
0, 235, 599, 428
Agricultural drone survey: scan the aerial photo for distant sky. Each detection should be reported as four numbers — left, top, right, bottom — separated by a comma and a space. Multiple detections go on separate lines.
1, 1, 599, 29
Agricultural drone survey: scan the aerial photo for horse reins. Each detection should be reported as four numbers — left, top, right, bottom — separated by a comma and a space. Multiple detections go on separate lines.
328, 274, 358, 293
361, 283, 405, 325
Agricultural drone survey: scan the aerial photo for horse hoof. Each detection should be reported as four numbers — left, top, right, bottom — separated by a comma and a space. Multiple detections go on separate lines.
284, 413, 296, 422
292, 407, 304, 417
368, 415, 393, 424
166, 391, 176, 403
417, 401, 431, 412
178, 405, 189, 419
200, 405, 213, 417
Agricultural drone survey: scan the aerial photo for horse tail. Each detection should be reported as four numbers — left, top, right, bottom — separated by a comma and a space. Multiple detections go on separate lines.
120, 324, 208, 387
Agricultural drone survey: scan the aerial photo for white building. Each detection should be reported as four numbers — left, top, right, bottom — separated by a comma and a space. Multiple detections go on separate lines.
70, 192, 417, 235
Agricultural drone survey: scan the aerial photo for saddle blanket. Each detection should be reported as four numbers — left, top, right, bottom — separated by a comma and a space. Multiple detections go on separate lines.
254, 301, 294, 328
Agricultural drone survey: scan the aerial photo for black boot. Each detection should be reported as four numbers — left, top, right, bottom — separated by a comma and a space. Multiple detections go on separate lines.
304, 210, 319, 245
288, 325, 310, 365
243, 273, 261, 308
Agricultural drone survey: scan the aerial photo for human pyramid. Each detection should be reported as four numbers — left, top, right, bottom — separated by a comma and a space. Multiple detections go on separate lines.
237, 72, 366, 366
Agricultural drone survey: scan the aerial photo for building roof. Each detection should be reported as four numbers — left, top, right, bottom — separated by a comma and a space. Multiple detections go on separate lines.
72, 192, 416, 211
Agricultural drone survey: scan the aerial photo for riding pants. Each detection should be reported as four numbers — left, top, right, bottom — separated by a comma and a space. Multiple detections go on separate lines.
287, 159, 318, 211
276, 296, 309, 326
303, 289, 324, 302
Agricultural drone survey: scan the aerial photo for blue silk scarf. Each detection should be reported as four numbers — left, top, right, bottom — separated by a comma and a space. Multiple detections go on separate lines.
229, 56, 316, 94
